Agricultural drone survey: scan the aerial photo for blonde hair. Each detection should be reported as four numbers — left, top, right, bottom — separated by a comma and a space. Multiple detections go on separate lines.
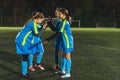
24, 11, 44, 26
55, 7, 62, 12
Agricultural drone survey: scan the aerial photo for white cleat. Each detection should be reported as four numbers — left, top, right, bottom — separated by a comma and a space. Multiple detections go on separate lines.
35, 64, 45, 70
61, 74, 71, 78
29, 66, 35, 71
55, 70, 66, 75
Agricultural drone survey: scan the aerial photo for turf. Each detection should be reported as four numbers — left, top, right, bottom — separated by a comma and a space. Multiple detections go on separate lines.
0, 27, 120, 80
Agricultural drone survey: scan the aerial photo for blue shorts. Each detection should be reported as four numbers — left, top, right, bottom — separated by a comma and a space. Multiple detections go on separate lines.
55, 37, 63, 51
61, 35, 74, 53
16, 43, 32, 55
16, 41, 44, 55
63, 48, 74, 54
33, 42, 44, 53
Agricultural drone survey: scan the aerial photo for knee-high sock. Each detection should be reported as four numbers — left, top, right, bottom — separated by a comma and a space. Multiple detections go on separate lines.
36, 53, 43, 64
28, 54, 33, 66
61, 57, 67, 71
54, 52, 59, 65
66, 59, 71, 74
22, 61, 28, 75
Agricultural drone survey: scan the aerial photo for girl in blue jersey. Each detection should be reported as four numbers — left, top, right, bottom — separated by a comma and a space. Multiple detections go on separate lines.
28, 23, 46, 72
15, 11, 47, 78
47, 7, 63, 70
44, 8, 73, 78
59, 8, 73, 78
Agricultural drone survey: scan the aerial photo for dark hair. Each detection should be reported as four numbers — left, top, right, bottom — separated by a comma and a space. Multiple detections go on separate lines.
24, 11, 44, 26
59, 8, 72, 24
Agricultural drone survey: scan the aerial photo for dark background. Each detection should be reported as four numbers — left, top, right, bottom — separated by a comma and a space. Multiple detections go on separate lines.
0, 0, 120, 27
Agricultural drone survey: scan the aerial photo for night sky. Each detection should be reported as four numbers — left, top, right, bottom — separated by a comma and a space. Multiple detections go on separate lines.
0, 0, 119, 11
0, 0, 120, 27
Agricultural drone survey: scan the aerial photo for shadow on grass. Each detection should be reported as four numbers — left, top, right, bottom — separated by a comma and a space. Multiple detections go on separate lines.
0, 51, 20, 75
39, 64, 73, 80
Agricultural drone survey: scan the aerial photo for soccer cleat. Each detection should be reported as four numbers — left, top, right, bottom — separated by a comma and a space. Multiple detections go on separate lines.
29, 66, 35, 71
55, 70, 66, 75
53, 64, 59, 70
35, 64, 45, 70
61, 73, 71, 78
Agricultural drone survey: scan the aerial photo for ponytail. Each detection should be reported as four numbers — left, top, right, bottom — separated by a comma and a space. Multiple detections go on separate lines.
68, 16, 72, 24
24, 18, 33, 26
59, 8, 72, 24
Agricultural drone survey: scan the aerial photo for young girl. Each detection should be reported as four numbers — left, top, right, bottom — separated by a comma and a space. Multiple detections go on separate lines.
44, 8, 73, 78
47, 7, 63, 70
15, 11, 47, 78
28, 14, 46, 71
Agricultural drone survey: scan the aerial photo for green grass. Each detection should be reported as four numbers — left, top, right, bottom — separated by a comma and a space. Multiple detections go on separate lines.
0, 27, 120, 80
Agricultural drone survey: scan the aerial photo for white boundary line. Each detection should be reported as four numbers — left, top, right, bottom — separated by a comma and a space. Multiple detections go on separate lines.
87, 45, 120, 51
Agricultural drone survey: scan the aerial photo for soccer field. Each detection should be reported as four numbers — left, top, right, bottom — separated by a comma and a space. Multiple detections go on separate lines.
0, 27, 120, 80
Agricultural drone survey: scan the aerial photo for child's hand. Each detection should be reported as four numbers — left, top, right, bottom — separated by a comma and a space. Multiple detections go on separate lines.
48, 16, 52, 22
43, 39, 48, 44
43, 22, 48, 29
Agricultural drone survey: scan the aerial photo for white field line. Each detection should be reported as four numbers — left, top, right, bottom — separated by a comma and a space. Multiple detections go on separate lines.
87, 45, 120, 51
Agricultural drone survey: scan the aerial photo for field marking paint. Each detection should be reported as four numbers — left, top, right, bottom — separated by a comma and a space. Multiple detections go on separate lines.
87, 45, 120, 51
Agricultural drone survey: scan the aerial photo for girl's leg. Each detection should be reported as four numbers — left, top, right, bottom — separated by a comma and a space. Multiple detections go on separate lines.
55, 53, 66, 74
61, 53, 71, 78
53, 49, 59, 69
28, 54, 35, 71
28, 54, 33, 66
61, 53, 66, 73
55, 49, 59, 65
35, 53, 44, 70
21, 54, 28, 76
36, 53, 43, 64
66, 53, 71, 74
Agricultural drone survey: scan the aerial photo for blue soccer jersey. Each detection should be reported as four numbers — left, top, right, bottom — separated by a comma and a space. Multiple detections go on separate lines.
54, 19, 61, 31
59, 19, 74, 53
15, 20, 44, 54
54, 19, 63, 50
